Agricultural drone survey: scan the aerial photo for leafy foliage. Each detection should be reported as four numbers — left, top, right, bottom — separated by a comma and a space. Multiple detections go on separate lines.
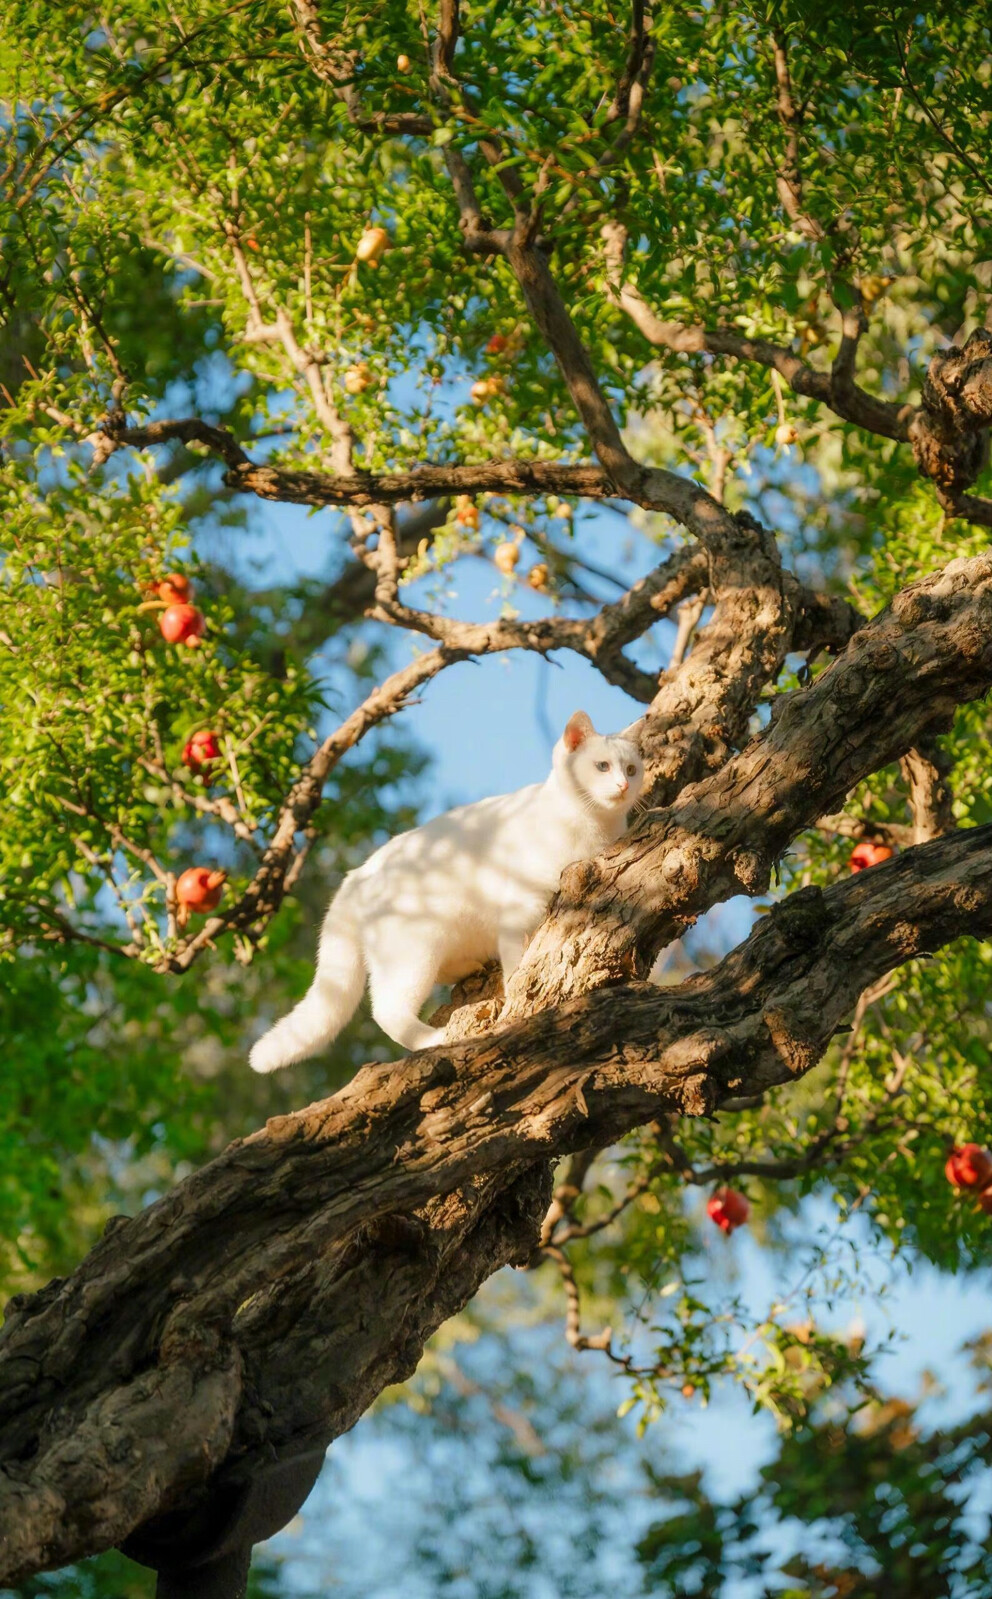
638, 1340, 992, 1597
3, 1, 992, 1583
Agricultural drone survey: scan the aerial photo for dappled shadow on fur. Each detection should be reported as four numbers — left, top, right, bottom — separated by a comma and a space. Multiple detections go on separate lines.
430, 961, 505, 1042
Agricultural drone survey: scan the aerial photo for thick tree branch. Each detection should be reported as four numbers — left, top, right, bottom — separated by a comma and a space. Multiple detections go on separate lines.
831, 300, 870, 409
941, 490, 992, 528
489, 222, 750, 551
102, 414, 795, 567
101, 419, 615, 505
909, 327, 992, 504
602, 239, 992, 522
420, 94, 751, 549
434, 0, 460, 78
3, 825, 992, 1580
507, 550, 992, 1012
502, 233, 643, 496
634, 514, 862, 810
770, 32, 824, 244
900, 742, 955, 843
600, 221, 911, 443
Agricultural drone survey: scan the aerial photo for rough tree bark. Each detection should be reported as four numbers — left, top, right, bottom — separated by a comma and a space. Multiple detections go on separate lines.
7, 1, 992, 1587
3, 570, 992, 1578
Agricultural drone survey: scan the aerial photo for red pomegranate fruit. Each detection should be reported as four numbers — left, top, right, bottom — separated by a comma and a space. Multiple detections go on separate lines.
849, 841, 894, 872
175, 866, 226, 914
944, 1144, 992, 1191
159, 603, 205, 647
707, 1187, 750, 1234
155, 573, 193, 604
182, 729, 221, 772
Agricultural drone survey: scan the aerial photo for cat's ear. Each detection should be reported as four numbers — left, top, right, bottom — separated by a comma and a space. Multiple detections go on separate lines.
563, 710, 595, 751
618, 716, 646, 747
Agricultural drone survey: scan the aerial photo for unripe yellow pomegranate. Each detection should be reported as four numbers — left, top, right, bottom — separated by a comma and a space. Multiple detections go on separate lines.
455, 496, 480, 530
493, 541, 519, 575
858, 274, 894, 306
356, 226, 389, 264
343, 362, 372, 395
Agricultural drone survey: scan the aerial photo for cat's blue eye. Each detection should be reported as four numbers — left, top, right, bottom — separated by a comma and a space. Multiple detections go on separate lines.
595, 760, 610, 771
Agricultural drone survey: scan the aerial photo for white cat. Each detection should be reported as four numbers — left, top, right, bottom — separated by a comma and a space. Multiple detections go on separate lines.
249, 709, 644, 1070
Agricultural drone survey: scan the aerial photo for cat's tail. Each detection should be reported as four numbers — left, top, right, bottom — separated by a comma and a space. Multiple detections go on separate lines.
249, 905, 366, 1074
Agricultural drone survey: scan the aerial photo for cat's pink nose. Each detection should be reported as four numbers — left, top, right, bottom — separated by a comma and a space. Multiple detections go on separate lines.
618, 779, 629, 796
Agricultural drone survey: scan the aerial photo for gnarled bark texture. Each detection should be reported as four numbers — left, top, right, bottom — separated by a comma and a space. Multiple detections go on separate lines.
9, 2, 992, 1584
3, 820, 992, 1577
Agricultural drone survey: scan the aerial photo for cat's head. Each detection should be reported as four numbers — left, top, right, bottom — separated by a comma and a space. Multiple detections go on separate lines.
555, 710, 645, 813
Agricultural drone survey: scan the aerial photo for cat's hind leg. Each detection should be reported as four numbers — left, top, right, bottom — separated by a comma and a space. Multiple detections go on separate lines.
368, 946, 446, 1052
498, 930, 528, 985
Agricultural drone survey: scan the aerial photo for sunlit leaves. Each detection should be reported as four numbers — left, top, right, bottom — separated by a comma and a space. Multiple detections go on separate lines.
3, 0, 992, 1452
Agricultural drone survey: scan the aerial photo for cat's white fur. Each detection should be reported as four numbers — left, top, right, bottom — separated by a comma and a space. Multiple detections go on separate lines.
249, 710, 644, 1071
